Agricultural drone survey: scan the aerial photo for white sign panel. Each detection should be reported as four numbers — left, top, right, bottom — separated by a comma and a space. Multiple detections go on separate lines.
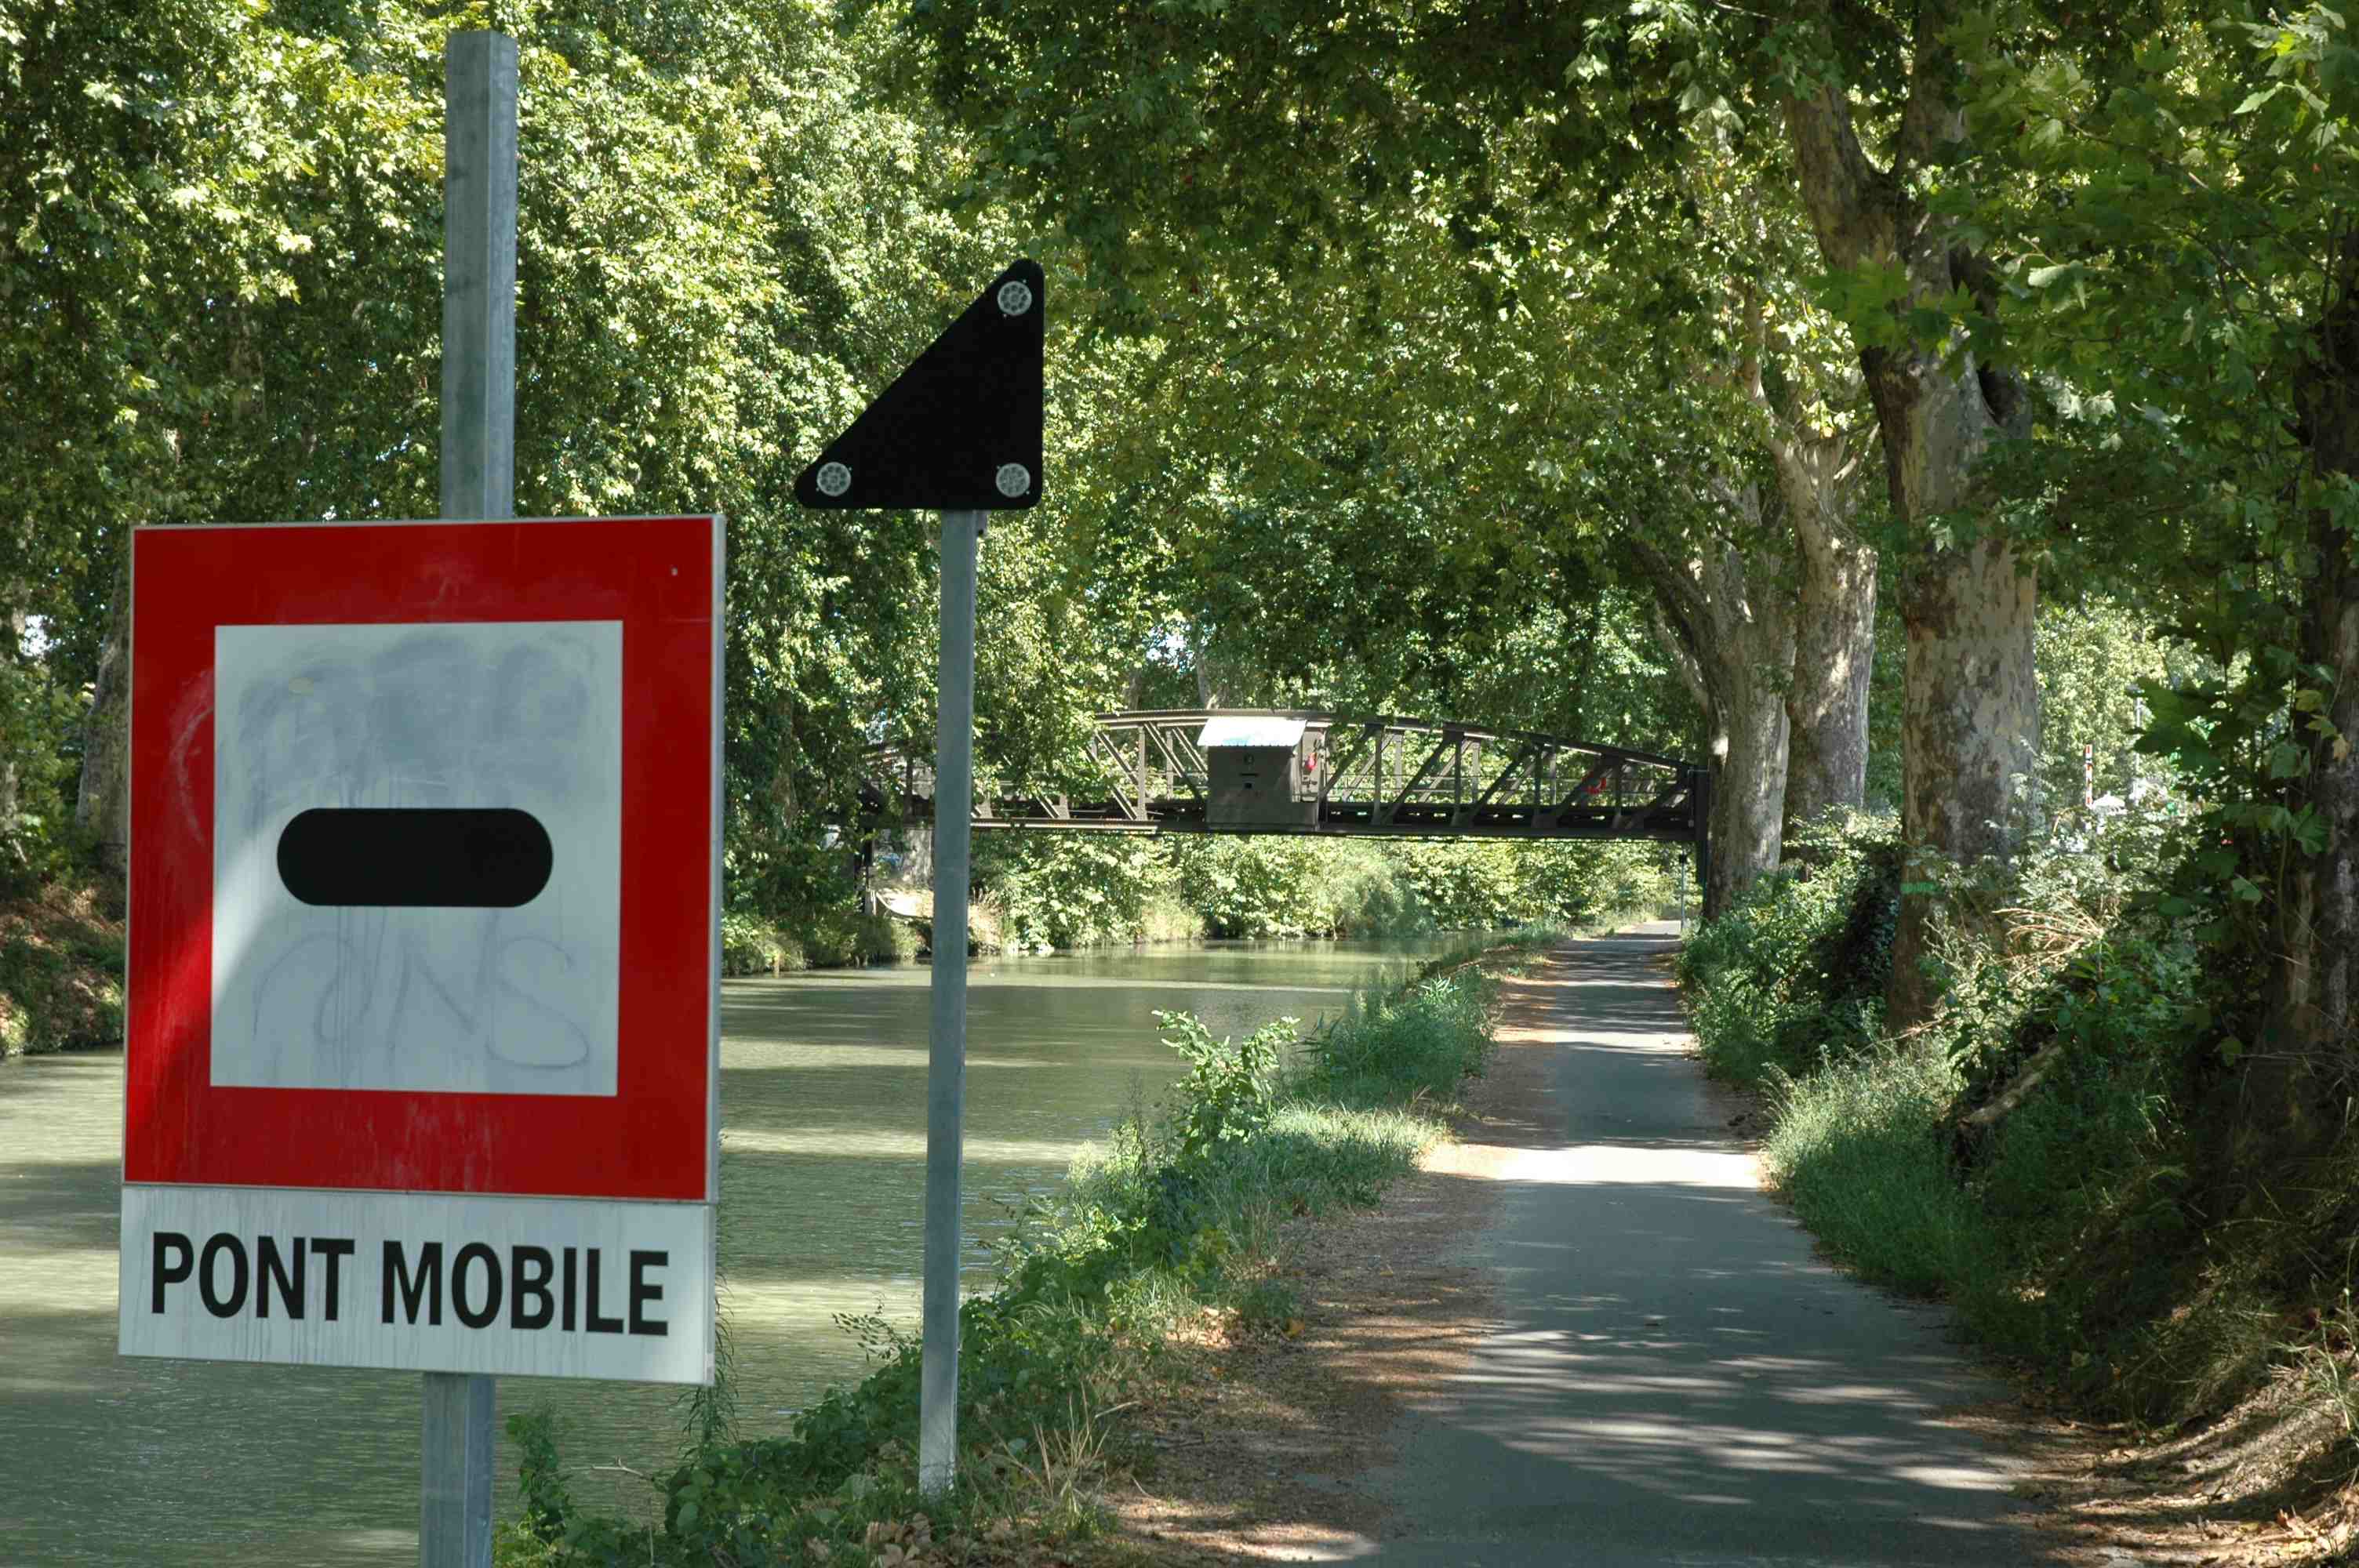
120, 1186, 714, 1384
210, 619, 623, 1096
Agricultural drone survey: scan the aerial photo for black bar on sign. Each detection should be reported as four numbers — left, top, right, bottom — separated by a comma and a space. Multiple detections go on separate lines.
277, 808, 553, 907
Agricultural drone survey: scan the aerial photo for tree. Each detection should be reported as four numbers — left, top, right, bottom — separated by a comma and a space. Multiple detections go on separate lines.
1964, 2, 2359, 1160
0, 0, 1134, 913
973, 4, 2076, 984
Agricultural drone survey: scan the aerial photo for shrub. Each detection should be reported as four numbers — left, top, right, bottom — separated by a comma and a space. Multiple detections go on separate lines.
720, 909, 918, 975
1677, 811, 1899, 1088
0, 655, 85, 898
0, 882, 125, 1055
972, 833, 1176, 949
1679, 799, 2329, 1426
1154, 1010, 1291, 1158
718, 912, 801, 976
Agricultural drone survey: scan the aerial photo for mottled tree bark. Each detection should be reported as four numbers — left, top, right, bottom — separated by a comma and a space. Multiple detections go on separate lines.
1783, 3, 2038, 1029
1721, 272, 1879, 832
1629, 484, 1794, 920
1772, 431, 1877, 827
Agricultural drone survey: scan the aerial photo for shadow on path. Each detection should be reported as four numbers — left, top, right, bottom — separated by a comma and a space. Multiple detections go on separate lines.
1354, 928, 2052, 1567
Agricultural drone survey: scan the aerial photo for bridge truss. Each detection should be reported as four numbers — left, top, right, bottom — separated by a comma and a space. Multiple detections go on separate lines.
861, 710, 1710, 858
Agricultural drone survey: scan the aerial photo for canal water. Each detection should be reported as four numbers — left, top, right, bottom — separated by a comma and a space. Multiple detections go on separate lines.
0, 938, 1457, 1566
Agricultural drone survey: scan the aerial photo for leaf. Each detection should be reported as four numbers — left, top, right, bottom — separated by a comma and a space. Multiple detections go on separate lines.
2236, 85, 2283, 113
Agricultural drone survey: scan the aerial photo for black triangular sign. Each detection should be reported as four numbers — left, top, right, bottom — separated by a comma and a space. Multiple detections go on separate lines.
794, 260, 1044, 511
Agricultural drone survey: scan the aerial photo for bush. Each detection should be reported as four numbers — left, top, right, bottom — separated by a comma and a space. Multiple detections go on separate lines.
0, 881, 125, 1055
1165, 835, 1668, 942
718, 912, 802, 976
1154, 1010, 1290, 1157
1677, 800, 2335, 1425
1677, 812, 1899, 1088
0, 655, 85, 898
719, 909, 918, 976
973, 833, 1178, 949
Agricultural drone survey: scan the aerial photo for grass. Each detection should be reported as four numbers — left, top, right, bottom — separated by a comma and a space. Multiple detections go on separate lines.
1681, 808, 2359, 1514
1757, 1041, 1987, 1299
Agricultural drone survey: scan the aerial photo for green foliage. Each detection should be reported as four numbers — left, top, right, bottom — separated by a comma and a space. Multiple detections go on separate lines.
1300, 968, 1500, 1110
1959, 3, 2359, 1090
718, 912, 802, 977
0, 655, 83, 895
718, 909, 914, 976
1677, 798, 2359, 1423
1757, 1040, 1986, 1299
1163, 837, 1338, 939
964, 836, 1664, 953
0, 0, 1140, 923
972, 832, 1189, 950
0, 884, 125, 1056
1153, 1010, 1291, 1159
2036, 599, 2212, 813
1677, 814, 1899, 1087
1165, 836, 1667, 942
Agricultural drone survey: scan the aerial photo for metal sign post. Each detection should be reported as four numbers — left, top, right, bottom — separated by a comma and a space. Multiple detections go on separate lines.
428, 30, 515, 1568
921, 510, 983, 1494
792, 258, 1042, 1500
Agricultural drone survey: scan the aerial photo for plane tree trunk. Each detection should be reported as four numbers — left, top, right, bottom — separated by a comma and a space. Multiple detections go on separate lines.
1721, 271, 1879, 833
1627, 481, 1795, 920
1772, 430, 1877, 828
1782, 2, 2039, 1029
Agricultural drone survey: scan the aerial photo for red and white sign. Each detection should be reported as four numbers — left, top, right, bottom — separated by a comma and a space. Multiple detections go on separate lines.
120, 516, 722, 1383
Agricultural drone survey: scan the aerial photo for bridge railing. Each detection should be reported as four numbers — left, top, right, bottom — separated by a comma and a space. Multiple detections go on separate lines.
860, 710, 1704, 845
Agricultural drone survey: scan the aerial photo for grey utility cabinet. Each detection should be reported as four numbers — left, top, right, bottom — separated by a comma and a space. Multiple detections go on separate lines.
1201, 715, 1318, 829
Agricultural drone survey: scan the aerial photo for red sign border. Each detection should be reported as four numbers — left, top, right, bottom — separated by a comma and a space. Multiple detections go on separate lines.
125, 516, 722, 1203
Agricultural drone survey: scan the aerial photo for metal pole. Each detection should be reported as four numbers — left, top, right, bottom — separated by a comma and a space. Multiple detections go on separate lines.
920, 510, 982, 1496
424, 29, 515, 1568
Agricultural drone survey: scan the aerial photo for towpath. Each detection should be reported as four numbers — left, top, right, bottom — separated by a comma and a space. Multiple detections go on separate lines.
1350, 924, 2047, 1566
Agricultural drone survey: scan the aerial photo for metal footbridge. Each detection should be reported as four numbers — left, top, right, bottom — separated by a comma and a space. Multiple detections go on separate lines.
862, 709, 1710, 863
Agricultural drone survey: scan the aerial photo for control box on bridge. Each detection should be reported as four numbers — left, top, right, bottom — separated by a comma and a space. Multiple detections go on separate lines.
1202, 716, 1321, 830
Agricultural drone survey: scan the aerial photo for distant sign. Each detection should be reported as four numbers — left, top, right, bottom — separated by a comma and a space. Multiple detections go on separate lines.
120, 516, 722, 1383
